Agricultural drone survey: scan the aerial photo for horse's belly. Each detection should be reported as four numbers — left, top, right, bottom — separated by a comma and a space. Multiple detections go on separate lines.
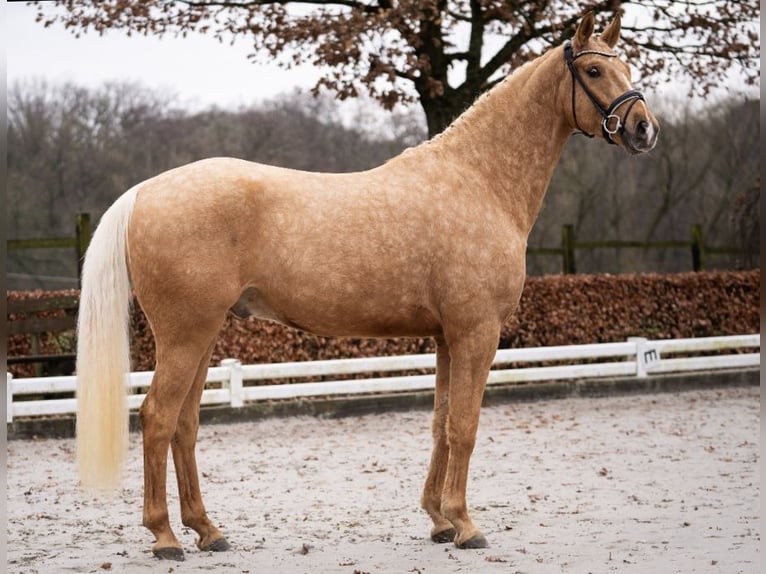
231, 284, 441, 339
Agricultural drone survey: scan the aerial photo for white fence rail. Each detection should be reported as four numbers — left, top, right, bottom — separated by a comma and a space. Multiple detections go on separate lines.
6, 334, 760, 422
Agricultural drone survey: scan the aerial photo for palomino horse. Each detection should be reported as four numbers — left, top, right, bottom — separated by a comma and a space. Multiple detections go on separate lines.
76, 12, 658, 560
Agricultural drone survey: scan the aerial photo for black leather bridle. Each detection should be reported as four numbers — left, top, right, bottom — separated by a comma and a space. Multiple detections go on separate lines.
564, 40, 645, 145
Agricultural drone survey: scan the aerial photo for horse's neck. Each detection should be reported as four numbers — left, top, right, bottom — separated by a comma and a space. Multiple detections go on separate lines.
417, 48, 571, 234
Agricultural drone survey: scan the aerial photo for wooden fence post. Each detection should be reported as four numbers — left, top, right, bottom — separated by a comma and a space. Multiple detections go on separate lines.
75, 212, 91, 288
562, 224, 576, 274
691, 224, 704, 271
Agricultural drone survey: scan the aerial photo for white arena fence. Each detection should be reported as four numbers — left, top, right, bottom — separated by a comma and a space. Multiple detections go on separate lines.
6, 334, 760, 423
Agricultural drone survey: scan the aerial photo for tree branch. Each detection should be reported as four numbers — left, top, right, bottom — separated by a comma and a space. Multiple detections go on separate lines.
465, 0, 484, 84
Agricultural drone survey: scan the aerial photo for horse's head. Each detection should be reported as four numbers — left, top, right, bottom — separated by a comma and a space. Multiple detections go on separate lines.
563, 12, 659, 154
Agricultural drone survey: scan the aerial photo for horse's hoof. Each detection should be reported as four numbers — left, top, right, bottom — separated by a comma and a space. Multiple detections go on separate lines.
456, 532, 488, 549
153, 546, 185, 561
431, 528, 457, 544
201, 537, 231, 552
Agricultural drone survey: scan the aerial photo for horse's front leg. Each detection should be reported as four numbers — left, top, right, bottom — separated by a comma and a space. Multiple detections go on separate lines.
421, 337, 456, 543
171, 341, 230, 553
440, 321, 500, 548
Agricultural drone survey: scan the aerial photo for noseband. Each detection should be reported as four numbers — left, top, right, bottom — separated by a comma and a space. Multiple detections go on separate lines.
564, 40, 644, 145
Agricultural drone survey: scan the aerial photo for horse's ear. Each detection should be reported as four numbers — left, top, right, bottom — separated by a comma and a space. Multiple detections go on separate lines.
600, 13, 621, 48
573, 11, 595, 50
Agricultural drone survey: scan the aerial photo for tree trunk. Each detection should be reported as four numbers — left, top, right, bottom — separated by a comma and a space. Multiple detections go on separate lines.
419, 88, 479, 138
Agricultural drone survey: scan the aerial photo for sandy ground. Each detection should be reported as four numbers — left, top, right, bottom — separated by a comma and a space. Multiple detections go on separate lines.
7, 385, 760, 574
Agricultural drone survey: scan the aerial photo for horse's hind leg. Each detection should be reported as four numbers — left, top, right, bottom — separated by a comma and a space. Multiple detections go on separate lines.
140, 317, 225, 561
421, 337, 456, 543
171, 339, 230, 552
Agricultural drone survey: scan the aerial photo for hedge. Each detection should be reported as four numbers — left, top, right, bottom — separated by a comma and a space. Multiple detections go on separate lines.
7, 270, 760, 378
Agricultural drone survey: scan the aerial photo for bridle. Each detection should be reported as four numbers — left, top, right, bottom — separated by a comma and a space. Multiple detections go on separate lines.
564, 40, 645, 145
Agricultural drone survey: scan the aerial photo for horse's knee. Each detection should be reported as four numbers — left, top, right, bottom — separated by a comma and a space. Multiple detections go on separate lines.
446, 420, 478, 455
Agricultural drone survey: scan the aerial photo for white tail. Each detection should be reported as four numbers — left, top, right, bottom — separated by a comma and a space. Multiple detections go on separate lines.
76, 186, 139, 491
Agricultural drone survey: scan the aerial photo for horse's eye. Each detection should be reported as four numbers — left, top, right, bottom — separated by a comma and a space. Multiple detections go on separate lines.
587, 66, 601, 78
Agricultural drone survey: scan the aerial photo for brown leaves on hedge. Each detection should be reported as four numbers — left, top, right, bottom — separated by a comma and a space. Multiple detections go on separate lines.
6, 270, 760, 377
501, 271, 759, 350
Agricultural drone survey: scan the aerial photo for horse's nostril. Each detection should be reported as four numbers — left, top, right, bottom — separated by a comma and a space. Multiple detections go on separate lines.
636, 120, 649, 139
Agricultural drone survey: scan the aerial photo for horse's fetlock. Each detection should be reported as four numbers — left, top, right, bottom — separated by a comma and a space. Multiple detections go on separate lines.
440, 499, 465, 524
181, 510, 210, 530
143, 510, 170, 532
421, 492, 441, 516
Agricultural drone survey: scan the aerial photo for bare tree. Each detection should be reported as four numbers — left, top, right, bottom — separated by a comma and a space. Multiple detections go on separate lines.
731, 178, 759, 269
7, 82, 415, 234
8, 79, 758, 286
528, 97, 760, 274
7, 81, 419, 288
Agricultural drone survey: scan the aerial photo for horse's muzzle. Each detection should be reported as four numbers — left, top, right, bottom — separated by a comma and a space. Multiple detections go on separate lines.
623, 117, 659, 154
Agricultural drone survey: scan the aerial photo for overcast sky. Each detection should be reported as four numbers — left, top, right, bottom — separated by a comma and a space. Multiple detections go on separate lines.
6, 2, 326, 111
